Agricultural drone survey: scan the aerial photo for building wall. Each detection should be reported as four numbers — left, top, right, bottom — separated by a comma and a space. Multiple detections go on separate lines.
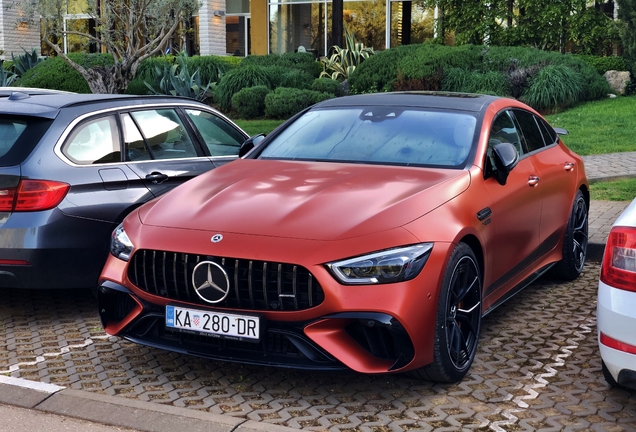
0, 0, 40, 59
199, 0, 227, 55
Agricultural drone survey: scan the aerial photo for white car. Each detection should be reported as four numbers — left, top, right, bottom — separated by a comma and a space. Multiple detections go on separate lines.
598, 198, 636, 390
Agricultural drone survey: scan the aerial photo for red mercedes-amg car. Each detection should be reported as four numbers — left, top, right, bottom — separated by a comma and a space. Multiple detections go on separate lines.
97, 92, 588, 382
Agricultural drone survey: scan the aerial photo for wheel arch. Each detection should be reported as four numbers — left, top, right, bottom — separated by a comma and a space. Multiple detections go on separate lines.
458, 234, 484, 281
579, 184, 590, 211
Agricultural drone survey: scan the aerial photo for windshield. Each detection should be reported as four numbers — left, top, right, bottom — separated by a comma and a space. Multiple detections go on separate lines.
259, 107, 477, 167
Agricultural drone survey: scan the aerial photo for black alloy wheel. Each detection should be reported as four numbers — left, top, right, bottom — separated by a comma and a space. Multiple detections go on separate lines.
445, 252, 482, 372
413, 242, 482, 383
554, 190, 588, 280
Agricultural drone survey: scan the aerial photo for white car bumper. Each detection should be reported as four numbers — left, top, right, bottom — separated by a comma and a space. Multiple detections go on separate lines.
597, 280, 636, 389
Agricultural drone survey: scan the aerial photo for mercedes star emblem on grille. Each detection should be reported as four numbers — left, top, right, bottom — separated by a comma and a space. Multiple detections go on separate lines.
192, 261, 230, 304
211, 234, 223, 243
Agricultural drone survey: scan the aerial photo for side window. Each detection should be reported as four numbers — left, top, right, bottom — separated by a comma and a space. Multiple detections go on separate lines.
185, 109, 244, 156
63, 116, 120, 165
126, 109, 198, 161
122, 113, 150, 161
537, 117, 558, 146
513, 109, 546, 152
489, 111, 524, 156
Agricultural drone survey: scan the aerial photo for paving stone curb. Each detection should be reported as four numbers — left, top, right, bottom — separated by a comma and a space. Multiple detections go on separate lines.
0, 375, 298, 432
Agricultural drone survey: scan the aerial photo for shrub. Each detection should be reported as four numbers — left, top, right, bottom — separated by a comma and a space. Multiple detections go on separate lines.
349, 44, 420, 93
521, 65, 584, 111
11, 48, 43, 77
554, 54, 611, 101
144, 52, 213, 101
242, 52, 321, 77
215, 66, 272, 111
125, 77, 153, 95
232, 85, 271, 119
218, 56, 243, 69
320, 29, 374, 81
397, 44, 482, 81
0, 61, 17, 86
279, 69, 315, 89
188, 55, 232, 84
311, 77, 344, 96
575, 54, 629, 75
442, 68, 510, 96
17, 53, 113, 93
264, 87, 332, 119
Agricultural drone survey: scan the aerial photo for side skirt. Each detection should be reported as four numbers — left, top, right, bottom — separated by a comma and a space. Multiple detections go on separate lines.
483, 263, 555, 317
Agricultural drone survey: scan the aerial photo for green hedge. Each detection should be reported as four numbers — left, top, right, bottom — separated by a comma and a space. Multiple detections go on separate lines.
232, 85, 271, 119
350, 44, 611, 111
215, 66, 272, 111
311, 77, 344, 96
264, 87, 332, 119
17, 53, 113, 93
241, 52, 322, 77
575, 54, 630, 75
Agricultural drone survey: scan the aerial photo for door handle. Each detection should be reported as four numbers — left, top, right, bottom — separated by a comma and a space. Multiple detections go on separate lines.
146, 172, 169, 184
528, 175, 540, 187
564, 162, 575, 171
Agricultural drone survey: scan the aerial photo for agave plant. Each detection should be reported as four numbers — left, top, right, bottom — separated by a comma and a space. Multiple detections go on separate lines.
144, 52, 216, 101
320, 29, 374, 81
11, 48, 43, 77
0, 60, 17, 86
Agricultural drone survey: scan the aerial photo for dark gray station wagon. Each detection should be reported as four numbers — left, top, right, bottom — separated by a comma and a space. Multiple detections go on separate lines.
0, 92, 248, 289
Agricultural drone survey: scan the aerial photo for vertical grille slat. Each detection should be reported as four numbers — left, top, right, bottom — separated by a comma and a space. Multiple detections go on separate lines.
262, 262, 268, 307
142, 250, 149, 295
128, 249, 324, 311
292, 266, 298, 310
248, 261, 254, 308
234, 259, 240, 305
277, 263, 283, 311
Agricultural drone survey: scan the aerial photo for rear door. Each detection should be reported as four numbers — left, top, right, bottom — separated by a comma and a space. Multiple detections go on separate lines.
512, 109, 579, 252
57, 114, 153, 223
123, 108, 215, 197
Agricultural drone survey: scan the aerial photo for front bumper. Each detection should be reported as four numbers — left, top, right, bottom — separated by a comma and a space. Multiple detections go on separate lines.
98, 281, 415, 371
597, 280, 636, 390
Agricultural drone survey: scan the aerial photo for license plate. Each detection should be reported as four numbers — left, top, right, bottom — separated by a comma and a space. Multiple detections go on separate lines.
165, 305, 260, 341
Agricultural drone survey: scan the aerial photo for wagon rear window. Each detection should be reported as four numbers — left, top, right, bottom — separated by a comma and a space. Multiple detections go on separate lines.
0, 116, 53, 167
259, 108, 477, 168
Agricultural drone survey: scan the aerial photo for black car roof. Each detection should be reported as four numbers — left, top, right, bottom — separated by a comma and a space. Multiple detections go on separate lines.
314, 92, 502, 113
0, 93, 203, 119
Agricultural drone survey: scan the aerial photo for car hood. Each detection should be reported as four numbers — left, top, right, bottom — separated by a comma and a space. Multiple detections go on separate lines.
139, 159, 470, 241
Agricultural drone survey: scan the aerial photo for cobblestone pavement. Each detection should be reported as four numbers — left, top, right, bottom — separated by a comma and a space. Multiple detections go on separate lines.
1, 262, 634, 431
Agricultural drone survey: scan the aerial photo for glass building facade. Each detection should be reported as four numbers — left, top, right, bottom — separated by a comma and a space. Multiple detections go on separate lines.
268, 0, 434, 56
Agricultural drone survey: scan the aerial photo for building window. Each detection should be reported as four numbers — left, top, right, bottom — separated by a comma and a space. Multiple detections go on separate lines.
227, 16, 251, 56
268, 0, 429, 56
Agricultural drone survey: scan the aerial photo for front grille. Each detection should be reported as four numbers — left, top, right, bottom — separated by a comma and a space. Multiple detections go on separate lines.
128, 250, 325, 311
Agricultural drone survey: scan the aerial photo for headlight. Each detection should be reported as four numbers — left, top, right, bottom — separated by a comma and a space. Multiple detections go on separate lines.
110, 224, 134, 261
326, 243, 433, 284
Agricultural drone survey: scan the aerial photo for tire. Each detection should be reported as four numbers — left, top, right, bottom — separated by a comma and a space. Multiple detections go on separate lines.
602, 360, 619, 388
553, 190, 588, 280
411, 242, 482, 383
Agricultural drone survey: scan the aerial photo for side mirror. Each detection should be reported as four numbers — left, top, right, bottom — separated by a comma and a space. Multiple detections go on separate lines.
239, 134, 266, 158
553, 127, 568, 136
492, 142, 519, 186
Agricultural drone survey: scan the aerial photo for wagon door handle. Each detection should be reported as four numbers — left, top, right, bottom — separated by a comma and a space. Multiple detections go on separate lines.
528, 175, 540, 187
564, 162, 575, 171
146, 172, 169, 184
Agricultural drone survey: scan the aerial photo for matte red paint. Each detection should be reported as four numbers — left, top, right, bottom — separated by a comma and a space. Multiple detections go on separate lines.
99, 95, 589, 375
